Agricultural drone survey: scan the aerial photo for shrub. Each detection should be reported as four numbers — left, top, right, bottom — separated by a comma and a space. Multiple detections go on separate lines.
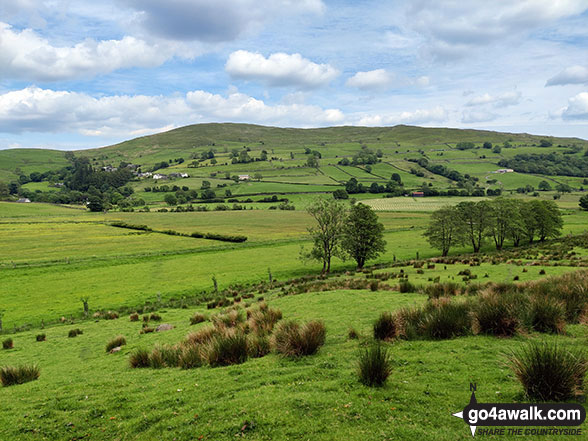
2, 338, 13, 349
472, 292, 525, 337
373, 312, 396, 341
420, 299, 472, 340
271, 320, 326, 357
203, 329, 248, 367
36, 334, 46, 342
190, 312, 207, 325
247, 334, 271, 358
1, 364, 40, 386
68, 329, 83, 338
528, 296, 566, 334
129, 313, 139, 322
178, 344, 203, 369
506, 342, 587, 401
357, 343, 391, 387
106, 335, 127, 352
129, 348, 151, 368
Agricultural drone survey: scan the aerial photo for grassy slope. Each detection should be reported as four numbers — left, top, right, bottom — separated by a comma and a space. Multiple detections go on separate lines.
0, 289, 586, 441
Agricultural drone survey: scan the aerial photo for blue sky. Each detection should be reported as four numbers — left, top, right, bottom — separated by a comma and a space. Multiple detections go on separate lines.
0, 0, 587, 150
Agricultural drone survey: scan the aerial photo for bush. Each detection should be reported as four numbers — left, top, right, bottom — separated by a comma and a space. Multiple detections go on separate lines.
271, 320, 326, 357
473, 292, 525, 337
357, 343, 392, 387
68, 329, 83, 338
106, 335, 127, 352
129, 313, 139, 322
528, 296, 566, 334
203, 329, 248, 367
190, 312, 207, 325
36, 334, 46, 342
1, 364, 40, 387
507, 342, 587, 401
178, 344, 203, 369
420, 299, 472, 340
2, 338, 13, 349
373, 312, 396, 341
129, 348, 150, 368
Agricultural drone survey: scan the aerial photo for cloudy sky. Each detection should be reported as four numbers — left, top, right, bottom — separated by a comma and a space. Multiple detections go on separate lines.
1, 0, 588, 150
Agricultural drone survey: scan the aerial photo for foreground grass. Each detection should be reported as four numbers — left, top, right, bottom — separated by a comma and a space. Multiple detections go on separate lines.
0, 290, 586, 440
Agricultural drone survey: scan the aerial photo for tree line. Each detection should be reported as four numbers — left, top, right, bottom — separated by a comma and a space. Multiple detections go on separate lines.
424, 198, 563, 256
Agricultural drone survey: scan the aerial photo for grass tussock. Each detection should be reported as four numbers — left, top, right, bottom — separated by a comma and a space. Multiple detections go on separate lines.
2, 338, 13, 349
271, 320, 326, 357
421, 282, 461, 298
211, 308, 246, 329
506, 342, 587, 401
347, 327, 360, 340
105, 335, 127, 352
189, 312, 207, 325
1, 364, 40, 387
528, 296, 566, 334
247, 303, 282, 334
373, 312, 397, 341
178, 344, 204, 369
203, 329, 249, 367
68, 329, 83, 338
420, 299, 472, 340
357, 343, 392, 387
129, 313, 139, 322
246, 333, 271, 358
36, 334, 46, 342
129, 348, 150, 368
472, 292, 525, 337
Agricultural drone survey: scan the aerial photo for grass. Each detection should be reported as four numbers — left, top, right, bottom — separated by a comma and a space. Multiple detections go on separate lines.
506, 341, 587, 401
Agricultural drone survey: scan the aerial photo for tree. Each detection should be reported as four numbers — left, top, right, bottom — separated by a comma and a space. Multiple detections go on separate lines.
487, 198, 520, 250
538, 180, 552, 191
303, 199, 347, 274
483, 141, 492, 149
164, 193, 178, 206
87, 195, 105, 212
333, 189, 349, 199
580, 194, 588, 211
533, 200, 563, 242
306, 156, 319, 168
424, 206, 463, 256
341, 203, 386, 269
253, 173, 263, 181
456, 201, 492, 252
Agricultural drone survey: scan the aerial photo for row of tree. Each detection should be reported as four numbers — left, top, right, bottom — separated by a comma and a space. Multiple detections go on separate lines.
304, 199, 386, 273
424, 199, 563, 256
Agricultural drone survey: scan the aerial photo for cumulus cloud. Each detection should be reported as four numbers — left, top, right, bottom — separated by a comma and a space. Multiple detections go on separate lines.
560, 92, 588, 119
0, 86, 345, 136
346, 69, 429, 91
346, 69, 394, 91
546, 65, 588, 86
119, 0, 325, 42
466, 91, 521, 108
358, 106, 448, 126
408, 0, 588, 59
225, 50, 338, 88
0, 22, 179, 81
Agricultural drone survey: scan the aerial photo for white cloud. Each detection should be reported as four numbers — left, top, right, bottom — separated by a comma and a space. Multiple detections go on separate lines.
119, 0, 325, 42
346, 69, 430, 91
546, 65, 588, 86
0, 22, 180, 81
346, 69, 393, 91
561, 92, 588, 119
0, 86, 345, 137
461, 110, 498, 123
466, 91, 521, 108
358, 106, 448, 126
408, 0, 588, 59
225, 50, 338, 88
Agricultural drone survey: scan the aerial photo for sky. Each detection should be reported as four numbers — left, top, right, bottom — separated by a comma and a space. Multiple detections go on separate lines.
0, 0, 587, 151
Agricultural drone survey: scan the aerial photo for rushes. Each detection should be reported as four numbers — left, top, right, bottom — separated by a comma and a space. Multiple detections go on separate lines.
357, 343, 391, 387
1, 365, 40, 387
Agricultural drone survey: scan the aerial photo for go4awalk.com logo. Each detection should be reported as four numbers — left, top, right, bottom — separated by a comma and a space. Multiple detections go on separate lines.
452, 384, 586, 437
